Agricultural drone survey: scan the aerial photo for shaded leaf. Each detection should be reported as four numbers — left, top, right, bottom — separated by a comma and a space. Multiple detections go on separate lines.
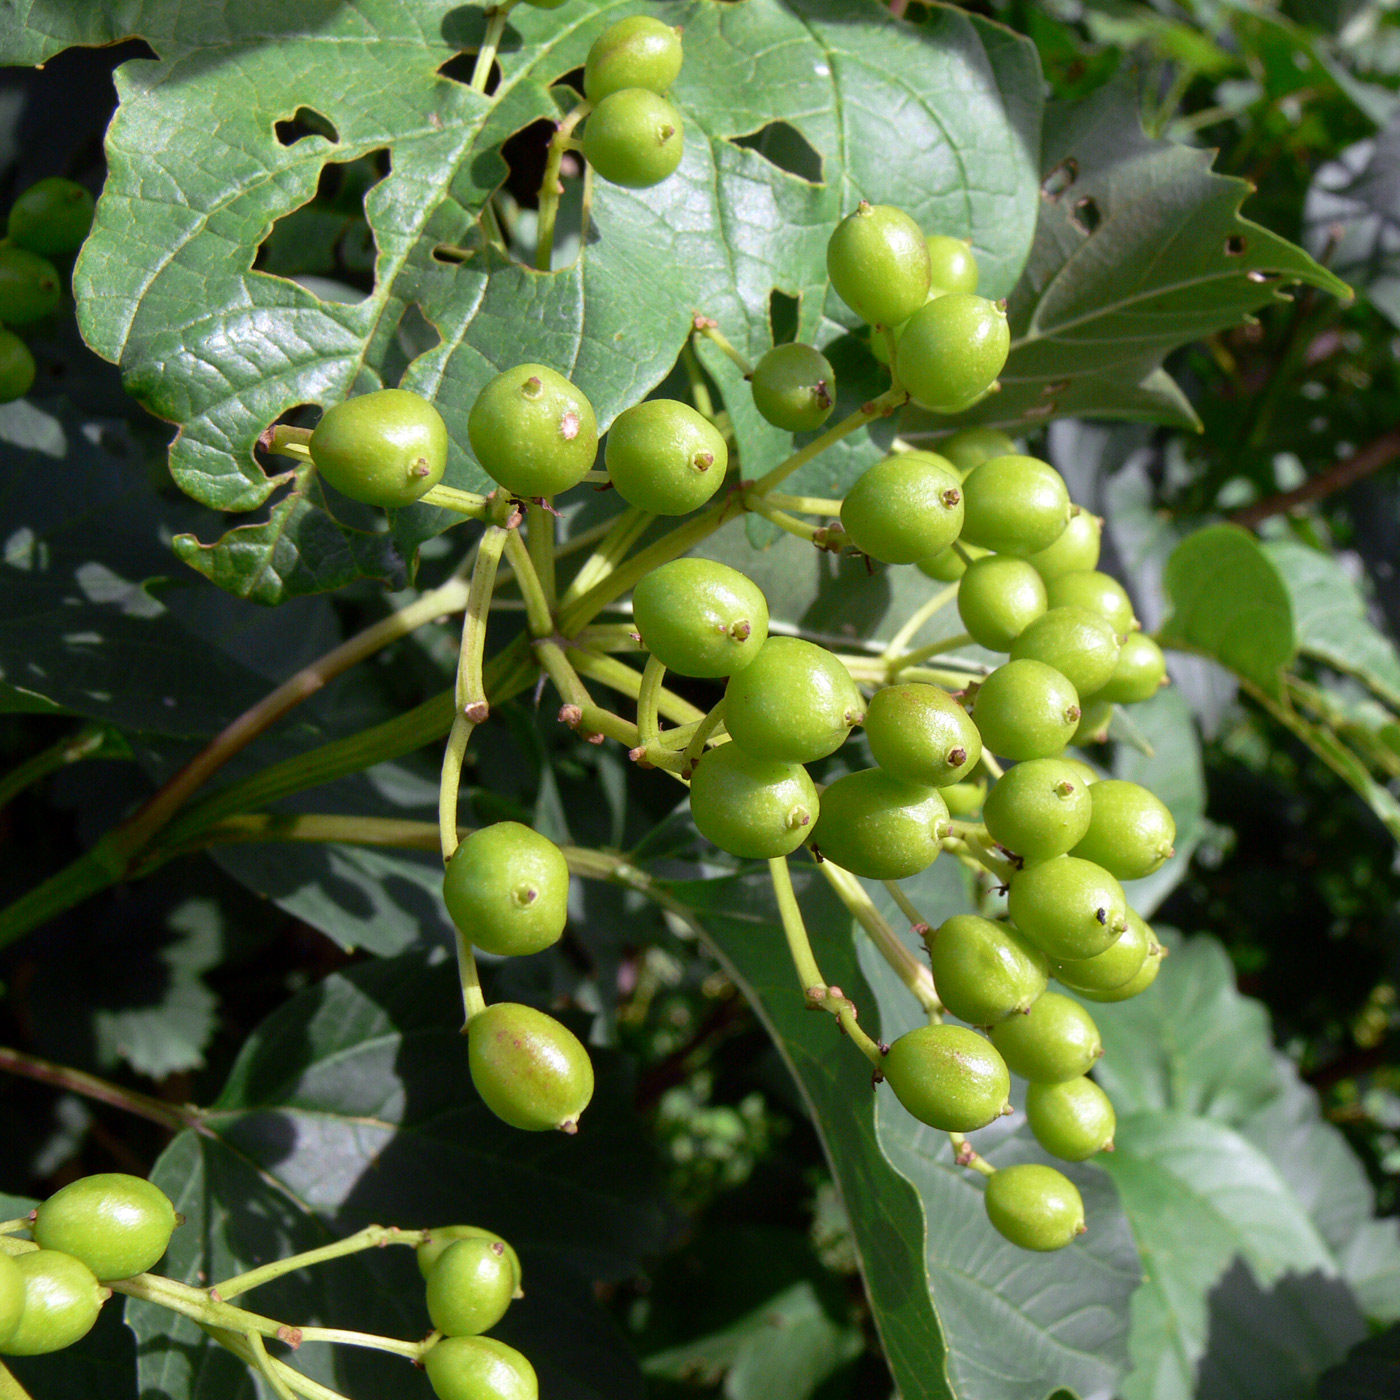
1316, 1321, 1400, 1400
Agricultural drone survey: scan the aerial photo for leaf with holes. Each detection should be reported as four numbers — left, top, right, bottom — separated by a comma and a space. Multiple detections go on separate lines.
906, 74, 1350, 438
6, 0, 1042, 603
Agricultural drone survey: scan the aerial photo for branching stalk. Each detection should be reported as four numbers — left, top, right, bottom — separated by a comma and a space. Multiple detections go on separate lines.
536, 101, 592, 272
213, 1226, 426, 1301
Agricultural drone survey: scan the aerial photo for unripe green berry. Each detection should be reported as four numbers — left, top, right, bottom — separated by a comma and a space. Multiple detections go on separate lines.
972, 660, 1080, 762
925, 914, 1048, 1025
1073, 698, 1113, 746
1075, 941, 1165, 1001
724, 637, 863, 764
605, 398, 727, 514
1096, 632, 1167, 704
34, 1173, 177, 1281
809, 768, 948, 879
443, 822, 569, 957
1007, 855, 1128, 960
468, 364, 598, 498
418, 1227, 522, 1298
582, 89, 683, 188
941, 775, 987, 816
826, 202, 931, 327
584, 17, 683, 102
983, 1164, 1086, 1252
425, 1237, 516, 1337
1070, 780, 1176, 881
1009, 606, 1121, 698
688, 743, 818, 859
1026, 1077, 1116, 1160
0, 328, 36, 403
957, 555, 1048, 651
310, 389, 448, 508
1058, 758, 1101, 788
882, 1024, 1010, 1131
960, 455, 1072, 557
7, 178, 95, 258
1045, 570, 1135, 634
632, 558, 769, 678
840, 451, 963, 564
1052, 908, 1153, 994
989, 991, 1102, 1083
982, 758, 1094, 863
937, 427, 1016, 478
425, 1335, 538, 1400
750, 343, 835, 432
0, 1250, 104, 1355
898, 294, 1009, 413
0, 245, 60, 326
0, 1253, 23, 1349
1026, 507, 1101, 580
467, 1003, 594, 1133
917, 540, 988, 582
925, 235, 979, 294
864, 682, 981, 788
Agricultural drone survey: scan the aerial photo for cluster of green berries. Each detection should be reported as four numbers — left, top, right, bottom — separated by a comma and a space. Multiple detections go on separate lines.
0, 177, 95, 403
1, 1173, 178, 1357
416, 1225, 537, 1400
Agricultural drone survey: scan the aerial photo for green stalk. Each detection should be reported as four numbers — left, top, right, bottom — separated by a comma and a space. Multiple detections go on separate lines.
203, 1327, 351, 1400
751, 387, 907, 495
0, 723, 112, 813
526, 501, 557, 611
248, 1332, 300, 1400
535, 101, 592, 272
470, 0, 518, 93
882, 584, 959, 659
0, 1364, 33, 1400
502, 528, 555, 637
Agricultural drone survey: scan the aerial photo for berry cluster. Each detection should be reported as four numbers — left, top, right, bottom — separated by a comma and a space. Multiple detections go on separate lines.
277, 200, 1173, 1262
0, 177, 93, 403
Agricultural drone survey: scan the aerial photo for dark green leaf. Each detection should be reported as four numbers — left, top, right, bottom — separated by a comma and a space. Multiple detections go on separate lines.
1316, 1322, 1400, 1400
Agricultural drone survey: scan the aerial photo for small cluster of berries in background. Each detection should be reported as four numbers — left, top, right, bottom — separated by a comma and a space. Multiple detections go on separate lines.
0, 177, 93, 403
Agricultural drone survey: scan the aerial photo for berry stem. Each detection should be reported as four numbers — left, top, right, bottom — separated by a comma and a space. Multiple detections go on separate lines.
470, 0, 519, 94
559, 505, 656, 607
762, 492, 845, 516
0, 1217, 30, 1236
526, 500, 557, 609
578, 162, 596, 259
694, 321, 754, 377
212, 1225, 428, 1301
0, 1044, 198, 1132
882, 584, 959, 660
534, 639, 594, 712
0, 721, 111, 815
248, 1331, 300, 1400
292, 1327, 431, 1360
0, 1364, 33, 1400
679, 697, 727, 776
751, 386, 908, 495
569, 649, 707, 726
636, 654, 666, 748
535, 100, 593, 272
419, 483, 490, 518
947, 1132, 996, 1177
882, 880, 930, 936
502, 529, 555, 637
743, 494, 840, 548
111, 1273, 293, 1342
680, 340, 717, 420
980, 752, 1005, 780
879, 326, 903, 394
819, 862, 941, 1016
261, 424, 314, 462
891, 631, 974, 677
573, 622, 645, 653
203, 1325, 352, 1400
945, 833, 1015, 883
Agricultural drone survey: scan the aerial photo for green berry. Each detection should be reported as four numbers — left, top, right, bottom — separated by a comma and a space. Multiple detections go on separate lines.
882, 1025, 1011, 1131
750, 343, 835, 432
632, 558, 768, 678
309, 388, 447, 509
864, 682, 981, 788
983, 1164, 1085, 1252
0, 1250, 104, 1355
982, 758, 1094, 863
957, 555, 1047, 651
0, 246, 60, 326
0, 1252, 23, 1349
809, 768, 948, 879
418, 1227, 522, 1297
605, 398, 727, 514
1058, 758, 1101, 788
0, 328, 36, 403
1026, 1077, 1116, 1161
468, 364, 598, 498
1045, 570, 1135, 634
1007, 855, 1128, 960
688, 743, 818, 859
582, 89, 683, 188
827, 202, 931, 326
1070, 780, 1176, 881
925, 235, 979, 294
1009, 606, 1121, 697
467, 1003, 594, 1133
425, 1237, 516, 1337
989, 990, 1102, 1082
840, 451, 963, 564
723, 637, 863, 764
583, 17, 683, 102
898, 294, 1009, 413
972, 660, 1080, 761
936, 427, 1016, 478
917, 540, 988, 582
1053, 908, 1153, 994
7, 178, 94, 258
1073, 698, 1113, 745
443, 822, 569, 957
1096, 632, 1167, 704
33, 1173, 177, 1281
1026, 507, 1101, 580
1075, 941, 1165, 1001
960, 455, 1072, 557
941, 775, 987, 816
425, 1335, 538, 1400
925, 914, 1048, 1025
